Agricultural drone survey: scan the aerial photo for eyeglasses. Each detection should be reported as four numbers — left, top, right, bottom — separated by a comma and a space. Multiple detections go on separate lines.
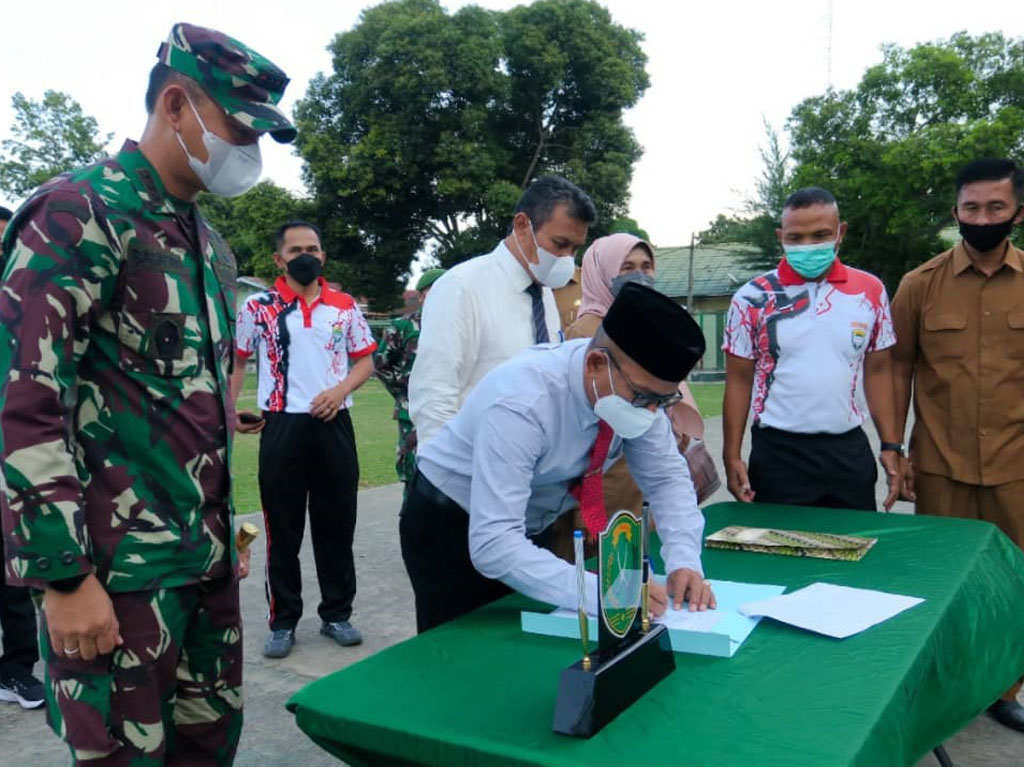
599, 348, 684, 409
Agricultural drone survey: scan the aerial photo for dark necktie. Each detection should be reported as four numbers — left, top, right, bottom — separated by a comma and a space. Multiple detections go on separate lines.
525, 283, 550, 344
570, 420, 615, 539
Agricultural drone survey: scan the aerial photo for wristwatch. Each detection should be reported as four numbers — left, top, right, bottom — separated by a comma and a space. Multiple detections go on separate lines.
880, 441, 906, 456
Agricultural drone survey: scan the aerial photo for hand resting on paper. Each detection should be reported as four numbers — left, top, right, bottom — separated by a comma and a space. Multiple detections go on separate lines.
649, 569, 717, 614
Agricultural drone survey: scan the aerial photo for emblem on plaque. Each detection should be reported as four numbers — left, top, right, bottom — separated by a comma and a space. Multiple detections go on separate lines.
599, 511, 643, 639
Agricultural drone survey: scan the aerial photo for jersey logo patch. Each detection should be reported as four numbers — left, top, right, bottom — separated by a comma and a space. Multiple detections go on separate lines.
851, 321, 868, 351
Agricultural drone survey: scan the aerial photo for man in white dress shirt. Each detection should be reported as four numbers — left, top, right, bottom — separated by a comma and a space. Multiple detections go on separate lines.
400, 282, 715, 633
408, 175, 596, 445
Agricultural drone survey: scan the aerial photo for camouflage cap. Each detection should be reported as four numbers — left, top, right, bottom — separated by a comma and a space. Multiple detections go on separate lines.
157, 22, 296, 144
415, 268, 447, 292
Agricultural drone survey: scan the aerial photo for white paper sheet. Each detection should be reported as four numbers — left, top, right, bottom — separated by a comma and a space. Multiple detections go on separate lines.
653, 606, 723, 632
738, 582, 924, 639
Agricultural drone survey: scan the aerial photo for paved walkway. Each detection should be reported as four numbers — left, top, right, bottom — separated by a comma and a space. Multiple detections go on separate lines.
2, 419, 1020, 765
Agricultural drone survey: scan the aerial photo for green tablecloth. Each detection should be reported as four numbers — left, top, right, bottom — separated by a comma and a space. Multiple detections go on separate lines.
287, 502, 1024, 766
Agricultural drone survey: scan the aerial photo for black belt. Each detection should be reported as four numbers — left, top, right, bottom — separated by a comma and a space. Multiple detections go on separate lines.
262, 409, 349, 418
410, 470, 464, 511
753, 423, 862, 440
409, 471, 553, 546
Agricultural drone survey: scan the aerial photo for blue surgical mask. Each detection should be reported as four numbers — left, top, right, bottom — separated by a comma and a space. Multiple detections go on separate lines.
783, 242, 837, 279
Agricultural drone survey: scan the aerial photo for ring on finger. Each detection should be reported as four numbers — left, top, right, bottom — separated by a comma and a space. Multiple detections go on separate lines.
64, 646, 80, 655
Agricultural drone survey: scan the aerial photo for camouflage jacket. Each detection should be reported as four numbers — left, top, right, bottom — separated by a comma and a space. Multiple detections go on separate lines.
0, 140, 238, 592
375, 311, 420, 423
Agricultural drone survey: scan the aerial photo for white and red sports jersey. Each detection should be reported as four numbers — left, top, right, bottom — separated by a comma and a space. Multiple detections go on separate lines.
722, 258, 895, 434
236, 276, 378, 413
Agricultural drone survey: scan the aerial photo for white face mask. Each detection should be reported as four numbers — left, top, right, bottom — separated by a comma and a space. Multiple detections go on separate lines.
591, 359, 659, 439
513, 222, 575, 289
176, 94, 262, 198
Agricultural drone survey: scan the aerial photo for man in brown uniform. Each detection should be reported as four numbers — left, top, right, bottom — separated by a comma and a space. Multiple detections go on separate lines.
553, 265, 582, 329
892, 157, 1024, 733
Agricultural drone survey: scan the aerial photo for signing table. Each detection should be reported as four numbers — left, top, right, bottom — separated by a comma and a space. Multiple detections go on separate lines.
288, 503, 1024, 765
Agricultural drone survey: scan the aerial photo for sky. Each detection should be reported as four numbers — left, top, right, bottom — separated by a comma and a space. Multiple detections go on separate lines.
1, 0, 1021, 260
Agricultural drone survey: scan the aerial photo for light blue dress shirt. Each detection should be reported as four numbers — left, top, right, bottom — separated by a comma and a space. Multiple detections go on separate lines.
417, 339, 704, 614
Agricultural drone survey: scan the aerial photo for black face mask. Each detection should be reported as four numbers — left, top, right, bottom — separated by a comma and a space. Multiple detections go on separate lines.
957, 207, 1021, 253
286, 253, 323, 286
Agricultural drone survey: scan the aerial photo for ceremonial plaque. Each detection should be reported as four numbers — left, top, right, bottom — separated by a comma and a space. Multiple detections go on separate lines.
598, 512, 642, 643
552, 508, 675, 738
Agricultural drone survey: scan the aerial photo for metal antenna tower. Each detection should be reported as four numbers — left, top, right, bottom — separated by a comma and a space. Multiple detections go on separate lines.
827, 0, 834, 88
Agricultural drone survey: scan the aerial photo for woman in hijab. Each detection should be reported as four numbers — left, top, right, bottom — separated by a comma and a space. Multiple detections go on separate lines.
566, 233, 719, 514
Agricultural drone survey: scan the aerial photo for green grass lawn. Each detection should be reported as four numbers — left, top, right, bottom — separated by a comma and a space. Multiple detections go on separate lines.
230, 375, 724, 513
689, 382, 724, 421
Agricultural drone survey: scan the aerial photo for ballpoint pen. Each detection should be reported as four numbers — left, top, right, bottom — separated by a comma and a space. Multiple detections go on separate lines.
641, 502, 651, 633
574, 530, 591, 671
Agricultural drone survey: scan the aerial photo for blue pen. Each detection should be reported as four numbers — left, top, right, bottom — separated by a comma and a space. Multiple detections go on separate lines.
641, 502, 651, 632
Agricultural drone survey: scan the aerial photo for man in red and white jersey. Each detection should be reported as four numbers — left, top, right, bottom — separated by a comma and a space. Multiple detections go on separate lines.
722, 187, 902, 511
231, 221, 377, 659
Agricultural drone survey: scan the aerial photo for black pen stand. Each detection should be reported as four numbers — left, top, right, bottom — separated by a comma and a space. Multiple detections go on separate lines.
552, 624, 675, 738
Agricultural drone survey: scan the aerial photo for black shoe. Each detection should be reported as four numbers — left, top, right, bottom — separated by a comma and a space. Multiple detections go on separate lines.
0, 668, 45, 710
988, 699, 1024, 733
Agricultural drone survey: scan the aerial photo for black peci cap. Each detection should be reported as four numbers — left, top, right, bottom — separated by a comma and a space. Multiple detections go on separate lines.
602, 282, 705, 382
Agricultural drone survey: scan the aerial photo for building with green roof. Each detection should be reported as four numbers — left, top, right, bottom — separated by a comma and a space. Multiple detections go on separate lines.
653, 243, 768, 374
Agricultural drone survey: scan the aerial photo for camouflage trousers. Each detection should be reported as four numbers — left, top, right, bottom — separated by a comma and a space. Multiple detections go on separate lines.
395, 417, 418, 486
38, 576, 243, 766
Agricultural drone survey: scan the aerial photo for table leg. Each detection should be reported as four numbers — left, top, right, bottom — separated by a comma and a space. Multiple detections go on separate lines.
932, 744, 953, 766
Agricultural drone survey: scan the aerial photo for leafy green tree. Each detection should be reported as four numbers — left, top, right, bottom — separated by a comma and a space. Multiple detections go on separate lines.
199, 181, 314, 279
697, 214, 759, 245
787, 32, 1024, 290
698, 119, 789, 269
295, 0, 649, 309
0, 90, 112, 199
606, 216, 650, 242
497, 0, 647, 230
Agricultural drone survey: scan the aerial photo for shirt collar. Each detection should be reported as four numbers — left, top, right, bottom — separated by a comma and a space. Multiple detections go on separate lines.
952, 240, 1023, 274
777, 256, 849, 286
115, 139, 192, 215
494, 241, 536, 292
274, 274, 326, 305
570, 342, 599, 429
1008, 244, 1024, 272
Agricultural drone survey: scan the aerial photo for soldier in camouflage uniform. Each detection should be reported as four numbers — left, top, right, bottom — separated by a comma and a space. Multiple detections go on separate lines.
0, 201, 46, 711
0, 23, 295, 766
375, 268, 446, 488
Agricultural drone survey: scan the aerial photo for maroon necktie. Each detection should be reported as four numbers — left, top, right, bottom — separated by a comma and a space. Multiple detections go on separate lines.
571, 420, 615, 539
